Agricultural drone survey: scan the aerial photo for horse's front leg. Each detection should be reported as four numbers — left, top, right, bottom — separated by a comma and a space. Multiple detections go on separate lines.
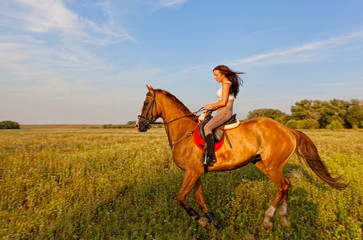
177, 170, 210, 228
194, 178, 218, 227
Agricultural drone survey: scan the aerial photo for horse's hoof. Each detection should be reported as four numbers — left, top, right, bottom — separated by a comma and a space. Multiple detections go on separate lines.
281, 217, 291, 227
197, 217, 210, 229
243, 233, 255, 240
262, 220, 273, 230
205, 211, 218, 227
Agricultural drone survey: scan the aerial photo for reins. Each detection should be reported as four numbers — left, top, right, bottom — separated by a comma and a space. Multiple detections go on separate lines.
165, 107, 205, 148
164, 107, 205, 124
163, 107, 204, 148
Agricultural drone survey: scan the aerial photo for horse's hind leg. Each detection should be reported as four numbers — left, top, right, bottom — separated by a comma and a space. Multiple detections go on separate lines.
254, 161, 291, 229
278, 184, 291, 228
264, 173, 291, 229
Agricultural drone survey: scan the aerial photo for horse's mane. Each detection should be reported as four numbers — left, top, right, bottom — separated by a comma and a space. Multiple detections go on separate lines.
155, 89, 198, 122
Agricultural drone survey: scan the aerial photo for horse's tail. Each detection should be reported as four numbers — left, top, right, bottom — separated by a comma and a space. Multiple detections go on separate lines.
291, 129, 348, 190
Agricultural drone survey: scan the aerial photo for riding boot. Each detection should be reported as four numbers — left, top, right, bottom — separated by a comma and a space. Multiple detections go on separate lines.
205, 134, 216, 165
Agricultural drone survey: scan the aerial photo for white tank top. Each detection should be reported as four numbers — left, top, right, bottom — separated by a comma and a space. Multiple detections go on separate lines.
217, 81, 234, 100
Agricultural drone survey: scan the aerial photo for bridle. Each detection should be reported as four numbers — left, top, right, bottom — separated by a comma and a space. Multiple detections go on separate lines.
138, 90, 204, 147
137, 91, 158, 130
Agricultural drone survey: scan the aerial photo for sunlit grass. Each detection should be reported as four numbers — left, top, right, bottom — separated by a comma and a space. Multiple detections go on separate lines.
0, 128, 362, 239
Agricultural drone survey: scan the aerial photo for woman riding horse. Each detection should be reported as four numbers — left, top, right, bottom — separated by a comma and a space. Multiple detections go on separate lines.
203, 65, 244, 165
135, 82, 347, 230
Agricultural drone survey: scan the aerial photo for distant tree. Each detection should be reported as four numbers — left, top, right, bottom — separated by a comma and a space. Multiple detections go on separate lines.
312, 100, 331, 128
323, 99, 349, 128
291, 99, 355, 128
127, 121, 136, 126
291, 100, 321, 121
330, 99, 349, 116
346, 99, 363, 128
247, 108, 286, 121
248, 98, 362, 129
0, 120, 20, 129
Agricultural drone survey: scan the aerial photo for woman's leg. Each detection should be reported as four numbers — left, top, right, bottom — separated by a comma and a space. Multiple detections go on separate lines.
204, 107, 232, 135
203, 107, 232, 165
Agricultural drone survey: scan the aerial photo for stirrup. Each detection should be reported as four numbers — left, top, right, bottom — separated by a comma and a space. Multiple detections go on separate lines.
200, 152, 216, 166
200, 151, 209, 165
201, 153, 209, 174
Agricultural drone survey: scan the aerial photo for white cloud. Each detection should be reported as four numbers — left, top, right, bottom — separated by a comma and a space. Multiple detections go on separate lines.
0, 0, 187, 45
0, 0, 186, 100
147, 0, 187, 11
0, 0, 134, 45
231, 30, 363, 68
10, 0, 79, 33
158, 0, 187, 8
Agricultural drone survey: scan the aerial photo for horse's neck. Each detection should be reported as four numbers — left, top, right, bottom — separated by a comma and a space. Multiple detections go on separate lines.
158, 94, 197, 144
163, 117, 197, 149
158, 93, 194, 123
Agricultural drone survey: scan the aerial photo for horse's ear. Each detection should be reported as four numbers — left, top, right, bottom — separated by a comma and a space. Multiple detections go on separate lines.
146, 84, 154, 93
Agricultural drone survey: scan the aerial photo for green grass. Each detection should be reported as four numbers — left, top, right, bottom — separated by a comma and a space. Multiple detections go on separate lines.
0, 128, 362, 239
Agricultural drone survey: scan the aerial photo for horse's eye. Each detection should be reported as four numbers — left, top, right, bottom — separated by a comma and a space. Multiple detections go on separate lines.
144, 101, 149, 106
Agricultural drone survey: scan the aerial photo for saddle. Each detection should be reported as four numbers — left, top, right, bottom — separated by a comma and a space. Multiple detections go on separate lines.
195, 113, 240, 173
198, 113, 239, 143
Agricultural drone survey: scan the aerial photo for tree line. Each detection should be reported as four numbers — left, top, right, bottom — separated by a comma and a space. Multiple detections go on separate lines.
247, 99, 363, 129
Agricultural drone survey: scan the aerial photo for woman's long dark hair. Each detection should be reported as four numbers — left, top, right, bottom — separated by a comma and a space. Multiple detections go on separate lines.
213, 65, 244, 98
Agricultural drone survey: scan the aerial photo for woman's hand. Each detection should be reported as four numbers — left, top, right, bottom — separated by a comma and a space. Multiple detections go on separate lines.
204, 104, 213, 111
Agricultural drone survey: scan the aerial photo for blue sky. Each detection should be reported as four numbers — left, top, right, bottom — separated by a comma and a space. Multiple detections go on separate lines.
1, 0, 362, 124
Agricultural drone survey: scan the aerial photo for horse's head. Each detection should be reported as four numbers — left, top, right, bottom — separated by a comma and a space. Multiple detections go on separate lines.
135, 85, 161, 132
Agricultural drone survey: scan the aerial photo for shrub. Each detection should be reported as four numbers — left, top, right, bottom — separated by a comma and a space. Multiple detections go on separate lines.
285, 119, 298, 129
247, 108, 286, 121
296, 119, 319, 129
326, 120, 344, 130
0, 120, 20, 129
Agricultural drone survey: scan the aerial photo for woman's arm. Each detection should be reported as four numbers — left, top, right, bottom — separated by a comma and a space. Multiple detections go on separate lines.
204, 82, 231, 110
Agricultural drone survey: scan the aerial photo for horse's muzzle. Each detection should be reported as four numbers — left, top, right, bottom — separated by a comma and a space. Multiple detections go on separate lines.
135, 117, 150, 132
134, 119, 140, 131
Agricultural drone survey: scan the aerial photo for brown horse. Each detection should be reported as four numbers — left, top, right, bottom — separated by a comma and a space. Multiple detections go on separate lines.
135, 85, 348, 229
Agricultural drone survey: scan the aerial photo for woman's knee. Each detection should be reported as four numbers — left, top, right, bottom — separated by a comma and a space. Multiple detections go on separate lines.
204, 125, 213, 136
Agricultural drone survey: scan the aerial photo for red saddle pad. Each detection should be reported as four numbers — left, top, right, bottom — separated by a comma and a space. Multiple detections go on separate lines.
193, 125, 225, 151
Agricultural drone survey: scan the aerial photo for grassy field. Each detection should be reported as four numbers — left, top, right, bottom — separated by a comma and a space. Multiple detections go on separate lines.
19, 124, 104, 130
0, 127, 362, 239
